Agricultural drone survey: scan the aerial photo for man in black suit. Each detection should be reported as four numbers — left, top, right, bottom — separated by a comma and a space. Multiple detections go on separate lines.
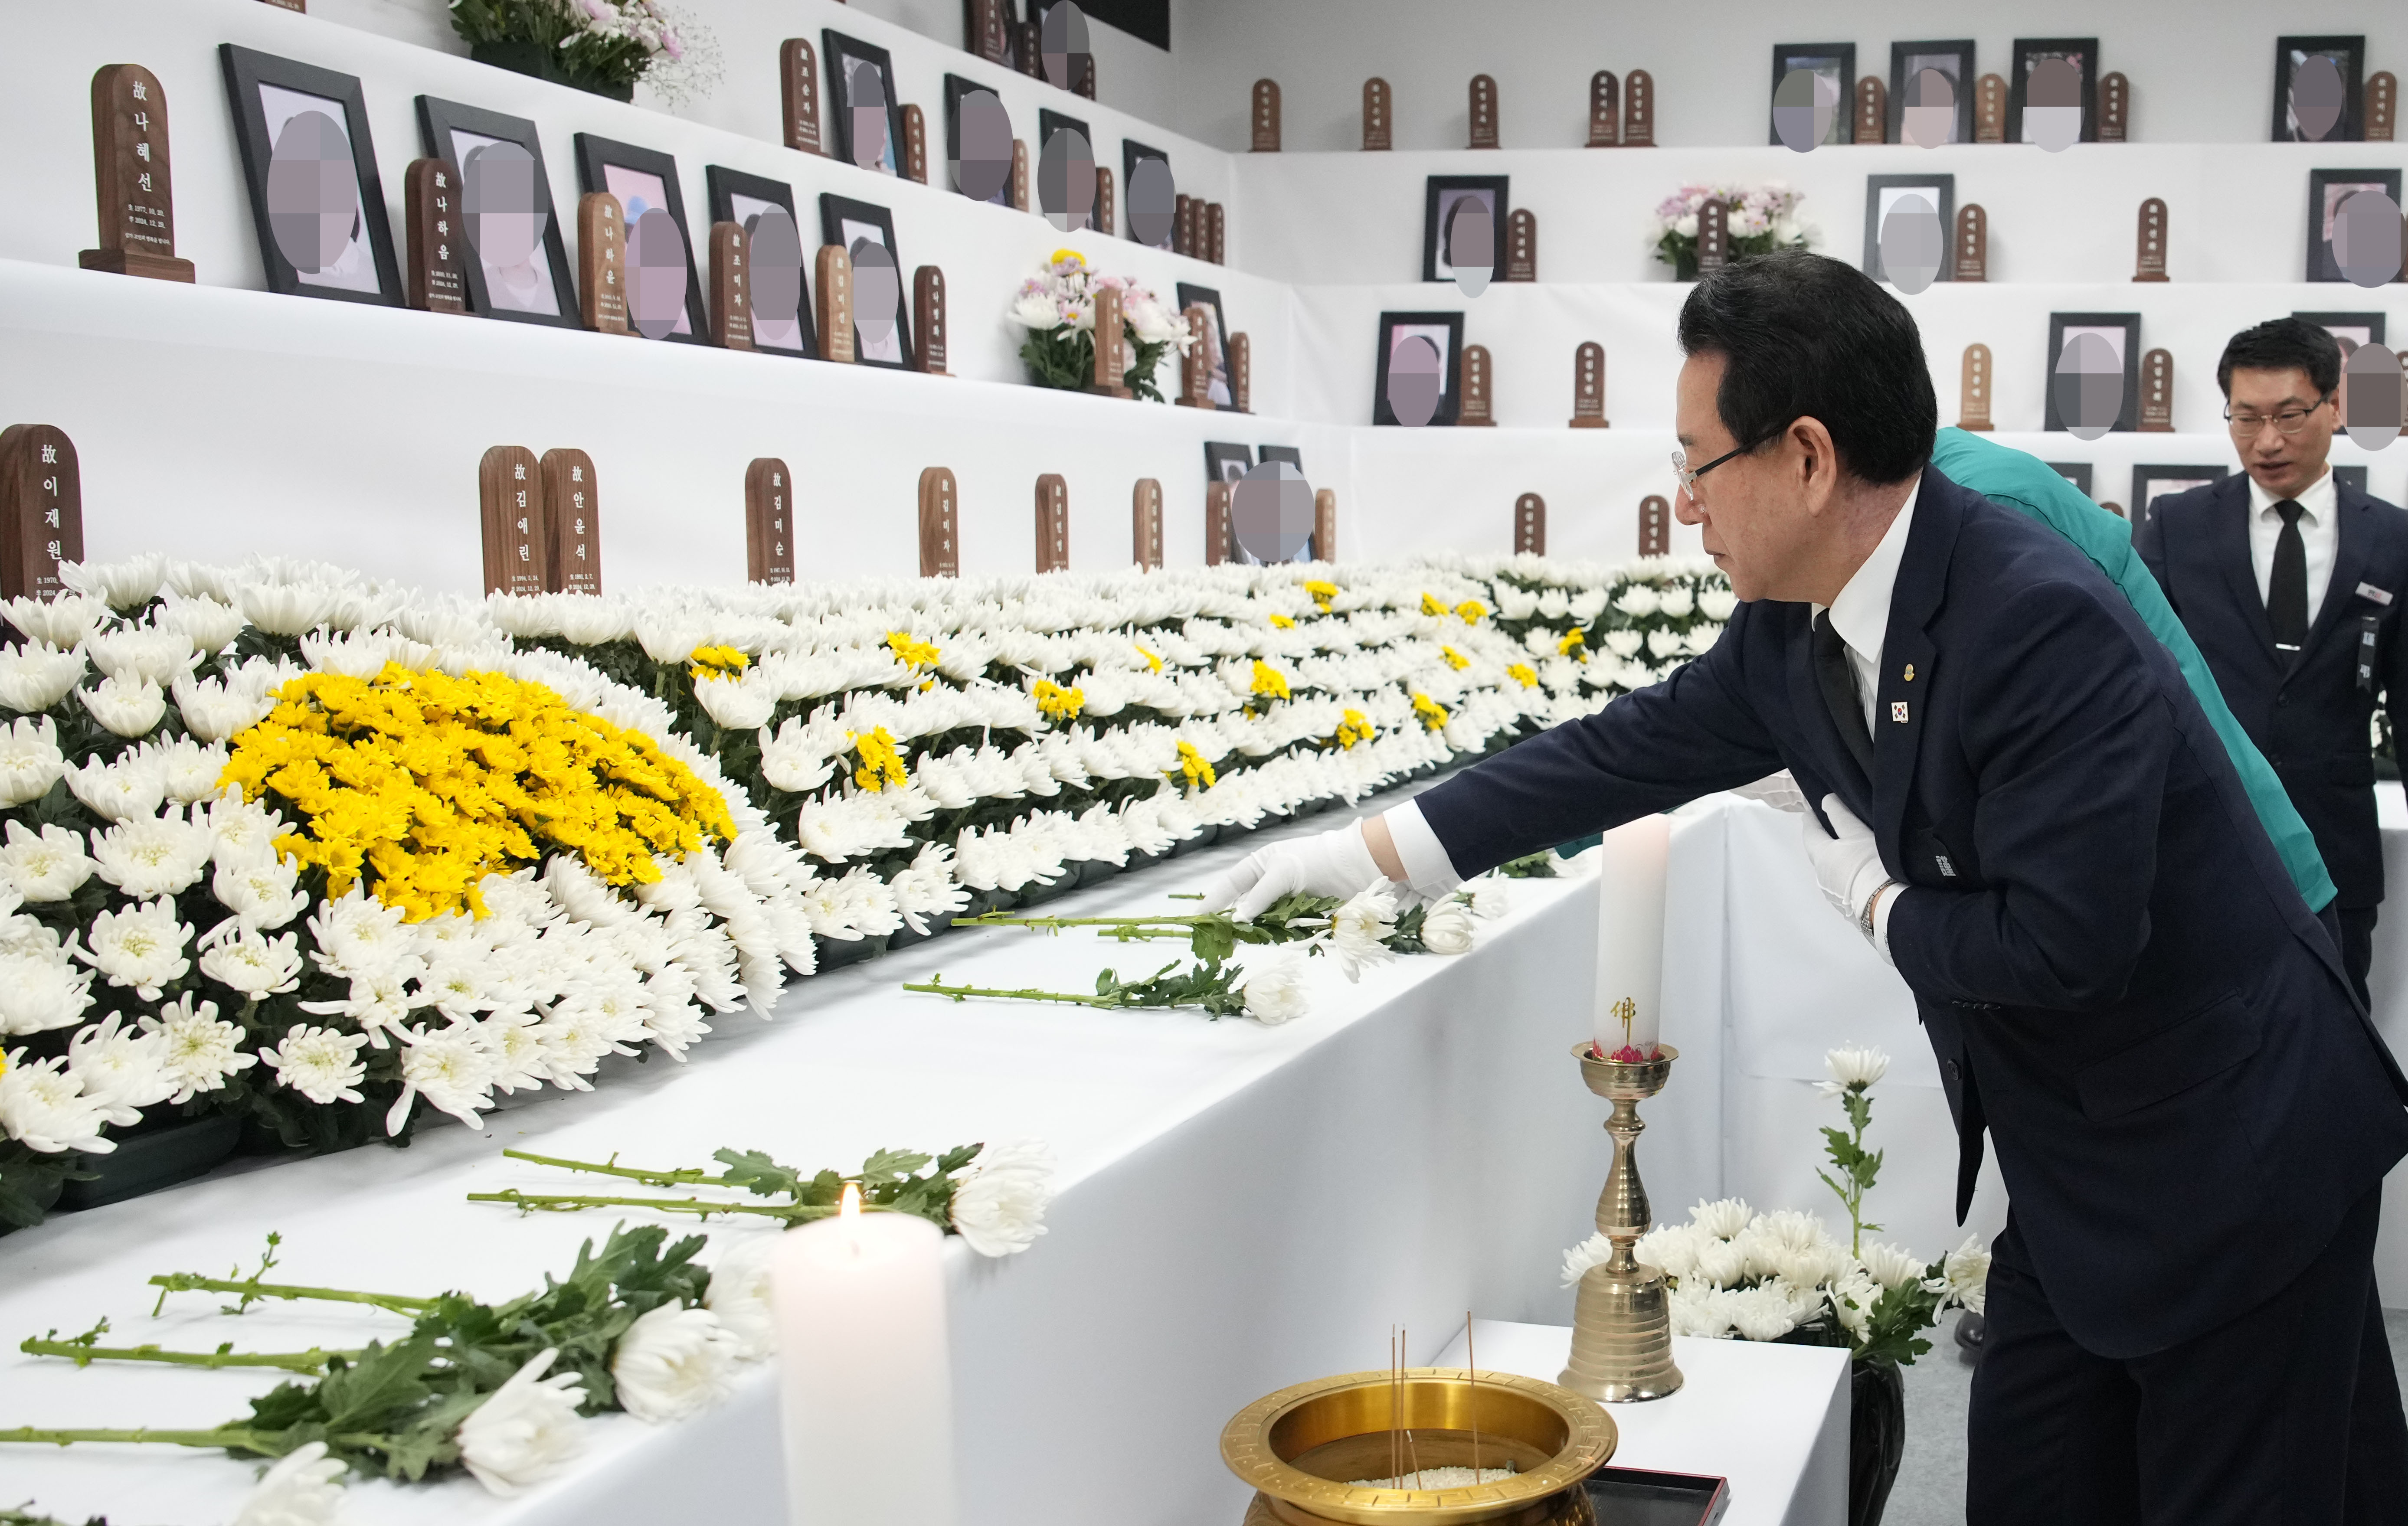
2136, 317, 2408, 1006
1206, 253, 2408, 1522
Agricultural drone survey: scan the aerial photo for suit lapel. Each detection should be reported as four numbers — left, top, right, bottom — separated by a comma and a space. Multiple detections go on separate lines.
1872, 470, 1964, 871
2300, 482, 2373, 668
2213, 474, 2282, 665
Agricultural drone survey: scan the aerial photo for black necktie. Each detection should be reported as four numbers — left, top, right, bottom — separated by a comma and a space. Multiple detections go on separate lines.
2269, 499, 2309, 655
1813, 610, 1877, 782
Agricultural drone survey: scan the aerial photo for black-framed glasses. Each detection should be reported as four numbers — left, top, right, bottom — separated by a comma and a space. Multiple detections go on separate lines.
2225, 393, 2335, 437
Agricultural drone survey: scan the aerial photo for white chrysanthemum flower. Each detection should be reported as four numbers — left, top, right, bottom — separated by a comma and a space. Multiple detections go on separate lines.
199, 927, 305, 997
951, 1138, 1056, 1257
90, 810, 215, 899
65, 1013, 175, 1125
1818, 1044, 1890, 1096
455, 1348, 588, 1496
0, 1048, 115, 1154
156, 738, 230, 805
610, 1301, 739, 1423
203, 792, 287, 866
172, 671, 278, 744
1857, 1240, 1927, 1292
1725, 1283, 1806, 1342
1322, 883, 1398, 981
86, 625, 196, 686
1467, 880, 1512, 919
231, 1438, 346, 1526
703, 1235, 779, 1360
386, 1023, 497, 1135
1691, 1237, 1748, 1290
0, 641, 88, 716
0, 946, 95, 1037
1699, 588, 1739, 620
77, 674, 169, 738
213, 852, 309, 931
308, 883, 412, 976
143, 993, 257, 1104
1614, 585, 1662, 617
239, 582, 339, 637
1656, 586, 1695, 618
1418, 899, 1475, 954
1941, 1235, 1991, 1316
299, 956, 425, 1050
76, 899, 192, 999
1669, 1284, 1734, 1340
0, 594, 105, 651
1234, 947, 1312, 1025
0, 820, 91, 902
1561, 1231, 1614, 1287
158, 594, 247, 657
64, 749, 165, 821
62, 555, 165, 612
0, 716, 65, 805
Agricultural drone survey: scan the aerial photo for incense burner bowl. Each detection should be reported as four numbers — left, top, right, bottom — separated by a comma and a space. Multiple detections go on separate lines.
1221, 1368, 1616, 1525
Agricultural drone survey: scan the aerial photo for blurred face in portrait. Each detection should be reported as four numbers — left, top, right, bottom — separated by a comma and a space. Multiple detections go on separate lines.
2227, 365, 2337, 500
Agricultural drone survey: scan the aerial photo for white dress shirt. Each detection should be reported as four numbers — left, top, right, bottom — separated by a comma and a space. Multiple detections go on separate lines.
2246, 466, 2339, 636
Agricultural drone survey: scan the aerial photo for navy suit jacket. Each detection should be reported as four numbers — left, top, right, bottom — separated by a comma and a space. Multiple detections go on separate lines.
2133, 471, 2408, 909
1417, 467, 2408, 1358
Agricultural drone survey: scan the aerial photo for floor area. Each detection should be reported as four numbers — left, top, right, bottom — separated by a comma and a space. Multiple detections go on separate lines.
1883, 1309, 2408, 1523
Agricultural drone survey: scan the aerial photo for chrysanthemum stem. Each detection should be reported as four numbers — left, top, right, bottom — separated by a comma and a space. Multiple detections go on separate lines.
0, 1427, 267, 1450
17, 1337, 351, 1373
955, 912, 1207, 931
145, 1273, 432, 1316
902, 977, 1123, 1007
466, 1188, 899, 1222
500, 1147, 721, 1188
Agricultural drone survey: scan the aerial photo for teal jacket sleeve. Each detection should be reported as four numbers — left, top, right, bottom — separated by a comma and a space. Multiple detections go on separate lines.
1925, 427, 2337, 912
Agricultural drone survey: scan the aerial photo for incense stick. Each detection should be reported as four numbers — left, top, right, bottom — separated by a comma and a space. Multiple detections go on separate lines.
1467, 1310, 1481, 1481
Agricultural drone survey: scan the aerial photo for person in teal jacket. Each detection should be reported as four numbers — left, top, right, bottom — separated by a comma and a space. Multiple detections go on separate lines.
1928, 426, 2339, 914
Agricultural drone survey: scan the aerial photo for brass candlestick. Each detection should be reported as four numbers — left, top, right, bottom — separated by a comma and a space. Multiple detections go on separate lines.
1559, 1041, 1682, 1403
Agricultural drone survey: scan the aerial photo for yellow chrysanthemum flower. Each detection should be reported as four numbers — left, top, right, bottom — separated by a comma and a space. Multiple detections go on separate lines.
1456, 600, 1489, 624
885, 631, 942, 670
1033, 679, 1085, 721
1134, 644, 1164, 673
1332, 709, 1375, 750
1506, 662, 1539, 689
1051, 248, 1086, 269
1169, 740, 1217, 788
1420, 592, 1448, 617
849, 726, 910, 792
1411, 692, 1451, 732
1440, 645, 1471, 671
1557, 629, 1588, 661
1249, 660, 1292, 701
1268, 613, 1296, 629
1303, 579, 1338, 610
687, 644, 749, 682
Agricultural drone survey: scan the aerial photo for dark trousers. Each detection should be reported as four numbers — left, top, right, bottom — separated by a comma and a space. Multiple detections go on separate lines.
1967, 1186, 2408, 1525
2341, 904, 2380, 1010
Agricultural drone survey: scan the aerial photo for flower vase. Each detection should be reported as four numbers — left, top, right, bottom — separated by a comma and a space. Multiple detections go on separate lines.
470, 40, 637, 102
1847, 1356, 1907, 1526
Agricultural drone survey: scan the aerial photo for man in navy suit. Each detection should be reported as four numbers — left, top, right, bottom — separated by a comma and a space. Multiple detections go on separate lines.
2136, 317, 2408, 1005
1206, 252, 2408, 1522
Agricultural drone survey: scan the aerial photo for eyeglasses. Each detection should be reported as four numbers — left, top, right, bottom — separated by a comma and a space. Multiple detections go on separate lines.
1670, 432, 1776, 504
2225, 394, 2334, 437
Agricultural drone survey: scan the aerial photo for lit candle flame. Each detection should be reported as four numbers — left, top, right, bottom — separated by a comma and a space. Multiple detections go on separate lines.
839, 1181, 863, 1219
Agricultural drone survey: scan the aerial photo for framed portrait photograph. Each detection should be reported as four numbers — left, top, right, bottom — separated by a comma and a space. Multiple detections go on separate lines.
1767, 43, 1855, 148
2305, 169, 2403, 283
2046, 462, 2095, 497
1123, 138, 1172, 247
219, 45, 401, 307
1258, 445, 1304, 474
2272, 36, 2365, 142
2043, 311, 2142, 435
942, 74, 1013, 207
1421, 176, 1509, 284
706, 165, 818, 360
1373, 310, 1466, 427
2008, 38, 2099, 146
2129, 465, 2229, 527
824, 31, 907, 176
574, 134, 707, 344
818, 193, 916, 370
415, 96, 578, 329
1888, 40, 1975, 145
2295, 311, 2389, 359
1862, 173, 1955, 285
1203, 442, 1254, 485
1176, 281, 1232, 408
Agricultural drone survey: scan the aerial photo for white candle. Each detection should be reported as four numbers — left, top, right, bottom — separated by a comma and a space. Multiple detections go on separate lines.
771, 1188, 958, 1526
1593, 814, 1669, 1058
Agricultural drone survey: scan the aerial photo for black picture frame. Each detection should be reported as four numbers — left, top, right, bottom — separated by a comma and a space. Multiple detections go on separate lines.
1888, 40, 1976, 145
2008, 38, 2100, 146
1768, 43, 1855, 148
1176, 281, 1231, 408
414, 96, 579, 329
2305, 170, 2403, 283
1122, 138, 1171, 247
2046, 462, 2095, 497
942, 74, 1014, 206
824, 30, 907, 177
1024, 1, 1102, 92
2043, 311, 2142, 435
219, 45, 402, 307
1373, 310, 1466, 427
573, 133, 708, 345
1038, 108, 1091, 153
2130, 464, 2230, 529
818, 193, 916, 371
1421, 176, 1509, 284
705, 165, 819, 361
1258, 445, 1304, 474
2336, 465, 2370, 496
1203, 442, 1254, 484
1862, 173, 1955, 285
2295, 311, 2390, 354
2273, 36, 2365, 143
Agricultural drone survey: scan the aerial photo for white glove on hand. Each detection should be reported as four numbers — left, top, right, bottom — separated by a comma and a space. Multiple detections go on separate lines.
1199, 822, 1388, 920
1801, 794, 1890, 929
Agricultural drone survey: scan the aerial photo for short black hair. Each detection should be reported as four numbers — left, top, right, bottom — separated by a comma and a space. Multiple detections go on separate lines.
1675, 248, 1935, 485
2217, 317, 2341, 398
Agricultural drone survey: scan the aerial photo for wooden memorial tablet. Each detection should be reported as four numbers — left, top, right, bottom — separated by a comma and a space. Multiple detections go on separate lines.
1514, 493, 1545, 555
1174, 194, 1197, 256
478, 445, 548, 598
1089, 285, 1133, 399
1014, 21, 1043, 80
1469, 74, 1500, 149
780, 39, 825, 156
913, 266, 950, 376
1975, 75, 2007, 143
1697, 200, 1729, 275
1855, 77, 1887, 144
1075, 54, 1096, 101
2099, 72, 2129, 143
1204, 481, 1233, 565
708, 222, 754, 350
1176, 307, 1215, 409
1587, 71, 1620, 147
902, 104, 929, 184
1011, 140, 1031, 212
2100, 502, 2125, 520
2371, 73, 2398, 141
1506, 208, 1537, 281
2133, 198, 2169, 282
0, 426, 82, 601
1638, 496, 1670, 558
1313, 489, 1338, 563
79, 65, 195, 282
918, 467, 959, 577
1132, 478, 1164, 569
578, 191, 628, 335
1228, 332, 1253, 414
744, 458, 795, 585
1034, 474, 1070, 573
815, 244, 854, 363
1206, 203, 1226, 265
1095, 166, 1116, 242
2139, 349, 2174, 432
1252, 80, 1281, 152
1623, 71, 1655, 147
1364, 78, 1393, 151
968, 0, 1011, 66
1459, 344, 1495, 426
1571, 342, 1609, 428
1957, 343, 1994, 431
1953, 204, 1987, 282
540, 449, 601, 595
402, 158, 467, 313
